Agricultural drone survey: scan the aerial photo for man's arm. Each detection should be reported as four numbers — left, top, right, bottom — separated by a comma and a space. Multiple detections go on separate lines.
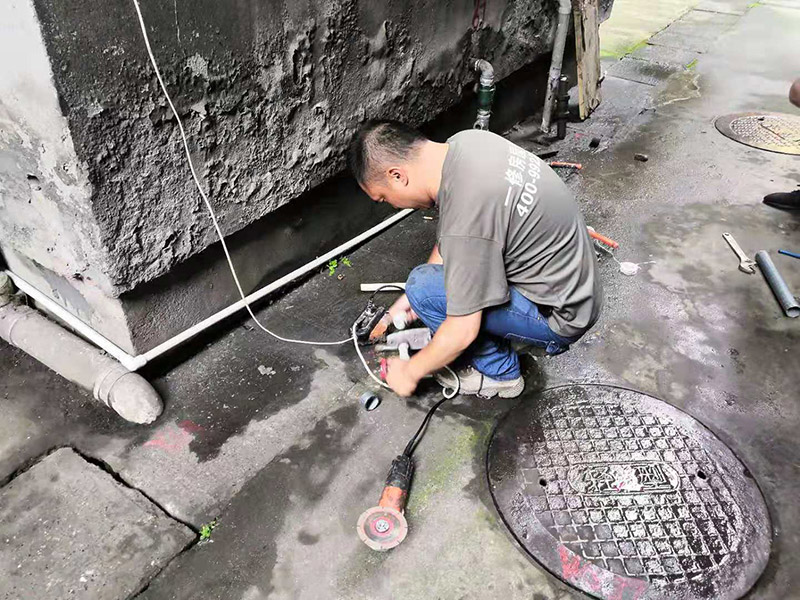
385, 311, 481, 396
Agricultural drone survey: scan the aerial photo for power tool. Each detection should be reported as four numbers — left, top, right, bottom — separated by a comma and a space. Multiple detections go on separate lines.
356, 392, 451, 551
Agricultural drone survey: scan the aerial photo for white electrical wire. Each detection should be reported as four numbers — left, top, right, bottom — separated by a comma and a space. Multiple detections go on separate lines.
132, 0, 458, 396
131, 0, 349, 346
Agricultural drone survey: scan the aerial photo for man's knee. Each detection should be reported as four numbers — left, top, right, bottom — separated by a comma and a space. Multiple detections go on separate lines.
405, 263, 444, 309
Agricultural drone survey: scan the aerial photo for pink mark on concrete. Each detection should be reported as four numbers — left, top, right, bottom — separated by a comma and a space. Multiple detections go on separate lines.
558, 545, 649, 600
144, 422, 199, 453
178, 420, 205, 434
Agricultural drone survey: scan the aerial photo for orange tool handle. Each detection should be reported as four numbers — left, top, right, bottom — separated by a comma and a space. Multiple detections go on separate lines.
587, 228, 619, 249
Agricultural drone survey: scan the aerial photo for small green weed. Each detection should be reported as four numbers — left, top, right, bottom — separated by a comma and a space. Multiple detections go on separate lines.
685, 58, 698, 70
199, 519, 217, 541
327, 259, 338, 276
326, 257, 353, 276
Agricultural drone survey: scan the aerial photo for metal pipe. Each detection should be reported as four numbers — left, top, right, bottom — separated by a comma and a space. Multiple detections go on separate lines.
556, 74, 570, 139
0, 299, 163, 423
541, 0, 573, 134
4, 208, 414, 371
472, 58, 495, 130
755, 250, 800, 318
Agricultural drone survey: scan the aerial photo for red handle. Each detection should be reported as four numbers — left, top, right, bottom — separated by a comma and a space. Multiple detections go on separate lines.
588, 228, 619, 249
380, 358, 388, 381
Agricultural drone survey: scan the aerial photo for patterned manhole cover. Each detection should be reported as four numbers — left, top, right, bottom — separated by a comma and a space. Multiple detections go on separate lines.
715, 112, 800, 155
487, 385, 770, 600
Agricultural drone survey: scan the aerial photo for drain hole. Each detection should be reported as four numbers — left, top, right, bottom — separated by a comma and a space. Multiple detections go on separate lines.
697, 470, 707, 480
539, 478, 548, 487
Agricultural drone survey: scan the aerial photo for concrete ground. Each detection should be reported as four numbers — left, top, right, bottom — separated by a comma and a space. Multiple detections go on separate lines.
1, 1, 799, 599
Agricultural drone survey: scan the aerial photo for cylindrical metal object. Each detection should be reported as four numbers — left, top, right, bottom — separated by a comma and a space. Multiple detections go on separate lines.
755, 250, 800, 318
473, 58, 495, 130
556, 74, 569, 140
778, 249, 800, 260
0, 302, 163, 422
541, 0, 573, 133
359, 392, 381, 411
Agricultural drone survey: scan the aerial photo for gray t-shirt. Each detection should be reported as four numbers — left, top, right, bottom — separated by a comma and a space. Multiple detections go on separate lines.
436, 130, 602, 337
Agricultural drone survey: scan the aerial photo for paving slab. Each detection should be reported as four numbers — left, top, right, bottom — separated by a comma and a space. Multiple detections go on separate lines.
599, 0, 700, 59
650, 9, 740, 52
630, 43, 701, 68
605, 56, 683, 86
0, 448, 194, 600
695, 0, 753, 15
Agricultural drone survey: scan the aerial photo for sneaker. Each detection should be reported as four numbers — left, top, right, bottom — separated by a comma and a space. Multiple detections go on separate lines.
763, 190, 800, 210
434, 366, 524, 399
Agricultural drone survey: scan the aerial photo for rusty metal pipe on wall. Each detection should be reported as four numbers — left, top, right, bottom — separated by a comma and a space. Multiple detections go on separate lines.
541, 0, 572, 133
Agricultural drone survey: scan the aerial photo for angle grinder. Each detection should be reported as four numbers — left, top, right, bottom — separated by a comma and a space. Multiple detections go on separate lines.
356, 454, 413, 551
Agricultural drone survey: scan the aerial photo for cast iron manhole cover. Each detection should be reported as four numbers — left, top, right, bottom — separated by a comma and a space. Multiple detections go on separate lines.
715, 112, 800, 155
487, 385, 770, 600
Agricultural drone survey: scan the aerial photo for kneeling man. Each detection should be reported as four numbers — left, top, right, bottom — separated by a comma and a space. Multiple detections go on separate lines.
348, 121, 603, 398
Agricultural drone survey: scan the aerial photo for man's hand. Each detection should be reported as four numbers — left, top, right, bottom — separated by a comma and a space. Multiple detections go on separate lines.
385, 357, 420, 397
387, 293, 418, 326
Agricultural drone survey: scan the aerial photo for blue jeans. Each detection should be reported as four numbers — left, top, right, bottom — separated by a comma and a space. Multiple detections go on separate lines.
405, 264, 581, 381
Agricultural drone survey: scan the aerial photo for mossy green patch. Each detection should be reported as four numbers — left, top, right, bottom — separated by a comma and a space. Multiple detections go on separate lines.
685, 58, 698, 70
601, 38, 649, 60
405, 421, 494, 516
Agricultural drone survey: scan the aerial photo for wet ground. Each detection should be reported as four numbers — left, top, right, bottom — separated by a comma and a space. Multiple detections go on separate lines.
2, 1, 799, 598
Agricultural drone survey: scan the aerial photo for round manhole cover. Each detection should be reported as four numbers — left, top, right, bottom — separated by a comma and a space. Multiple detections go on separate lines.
715, 112, 800, 155
487, 385, 770, 600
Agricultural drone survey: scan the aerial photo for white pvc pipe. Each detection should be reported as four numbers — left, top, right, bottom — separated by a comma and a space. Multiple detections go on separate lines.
5, 208, 414, 371
359, 283, 407, 292
4, 270, 146, 371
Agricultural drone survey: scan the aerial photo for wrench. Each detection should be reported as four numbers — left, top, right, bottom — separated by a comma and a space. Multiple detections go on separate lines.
722, 232, 756, 274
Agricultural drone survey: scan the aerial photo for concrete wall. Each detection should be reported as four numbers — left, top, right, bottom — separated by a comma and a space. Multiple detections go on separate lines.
0, 0, 137, 349
1, 0, 612, 354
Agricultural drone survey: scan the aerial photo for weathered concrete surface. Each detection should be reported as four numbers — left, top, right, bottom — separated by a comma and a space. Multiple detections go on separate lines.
0, 448, 193, 600
1, 2, 798, 599
0, 0, 136, 350
599, 0, 699, 59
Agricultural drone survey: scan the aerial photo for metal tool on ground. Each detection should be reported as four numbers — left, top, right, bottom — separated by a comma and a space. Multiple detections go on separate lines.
779, 249, 800, 260
755, 250, 800, 318
548, 161, 583, 170
356, 393, 452, 551
586, 226, 619, 250
722, 232, 756, 274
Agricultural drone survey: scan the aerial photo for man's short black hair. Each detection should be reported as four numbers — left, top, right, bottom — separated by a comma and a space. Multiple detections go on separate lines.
347, 119, 428, 186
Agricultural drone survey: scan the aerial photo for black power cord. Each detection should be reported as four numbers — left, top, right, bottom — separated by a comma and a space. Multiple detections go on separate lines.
361, 283, 458, 457
403, 396, 451, 457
